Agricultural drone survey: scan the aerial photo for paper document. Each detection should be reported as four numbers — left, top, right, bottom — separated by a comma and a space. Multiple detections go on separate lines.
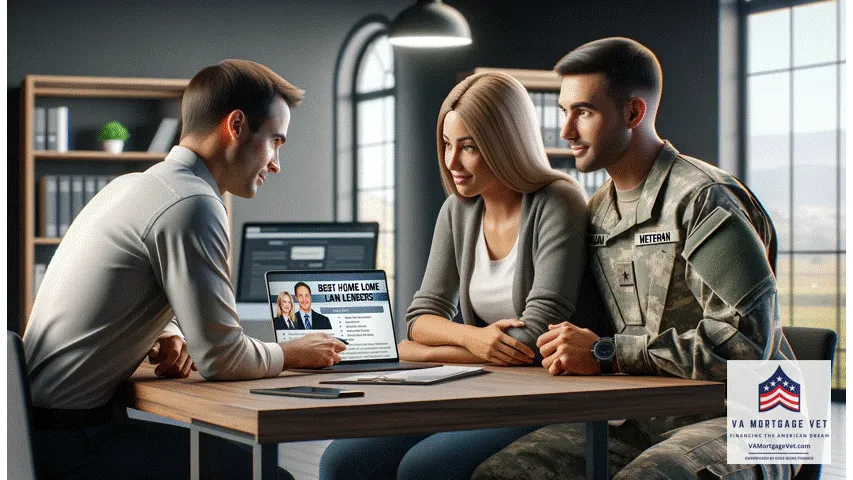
320, 366, 487, 385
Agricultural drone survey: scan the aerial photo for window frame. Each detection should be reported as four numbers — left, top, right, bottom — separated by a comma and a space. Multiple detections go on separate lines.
737, 0, 846, 394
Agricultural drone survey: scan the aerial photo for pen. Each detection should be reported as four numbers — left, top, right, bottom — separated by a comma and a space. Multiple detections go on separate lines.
334, 337, 349, 345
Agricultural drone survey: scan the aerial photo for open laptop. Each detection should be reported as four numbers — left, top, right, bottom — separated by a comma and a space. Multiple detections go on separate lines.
264, 269, 440, 373
236, 222, 379, 341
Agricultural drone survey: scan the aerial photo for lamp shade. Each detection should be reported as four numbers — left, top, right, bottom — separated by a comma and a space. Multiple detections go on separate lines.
388, 0, 472, 48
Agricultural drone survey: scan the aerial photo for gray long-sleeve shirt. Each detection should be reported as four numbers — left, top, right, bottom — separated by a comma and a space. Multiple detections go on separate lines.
405, 179, 590, 352
24, 147, 284, 409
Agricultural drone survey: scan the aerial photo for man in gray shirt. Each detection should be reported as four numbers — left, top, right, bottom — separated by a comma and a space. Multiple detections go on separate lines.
23, 59, 345, 479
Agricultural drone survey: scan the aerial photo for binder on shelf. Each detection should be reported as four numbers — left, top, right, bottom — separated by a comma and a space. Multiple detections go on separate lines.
55, 106, 69, 152
34, 107, 46, 151
84, 176, 97, 204
39, 176, 58, 238
96, 175, 110, 192
33, 264, 47, 299
58, 176, 71, 236
530, 92, 543, 131
46, 107, 57, 151
542, 94, 558, 148
71, 176, 85, 220
147, 118, 180, 153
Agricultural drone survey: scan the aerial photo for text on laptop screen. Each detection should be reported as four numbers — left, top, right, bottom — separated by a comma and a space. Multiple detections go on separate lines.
265, 271, 397, 363
237, 223, 378, 303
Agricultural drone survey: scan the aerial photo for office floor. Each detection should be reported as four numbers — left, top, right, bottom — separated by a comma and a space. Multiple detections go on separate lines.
130, 402, 846, 479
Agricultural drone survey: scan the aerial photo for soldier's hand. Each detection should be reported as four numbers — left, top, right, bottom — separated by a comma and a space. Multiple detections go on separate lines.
149, 335, 197, 378
461, 320, 536, 366
281, 334, 346, 369
537, 322, 600, 375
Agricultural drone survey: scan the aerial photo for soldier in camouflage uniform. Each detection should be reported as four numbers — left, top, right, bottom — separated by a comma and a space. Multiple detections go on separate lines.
473, 38, 799, 479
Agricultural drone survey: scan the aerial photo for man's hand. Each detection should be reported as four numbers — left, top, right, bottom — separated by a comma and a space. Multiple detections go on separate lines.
461, 320, 536, 366
149, 335, 197, 378
281, 334, 347, 369
537, 322, 600, 375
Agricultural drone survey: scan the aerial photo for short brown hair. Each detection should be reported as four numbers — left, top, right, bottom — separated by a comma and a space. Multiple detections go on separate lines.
180, 59, 304, 137
554, 37, 662, 104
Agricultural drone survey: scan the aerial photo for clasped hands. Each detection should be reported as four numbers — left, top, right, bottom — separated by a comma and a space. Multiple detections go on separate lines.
538, 321, 602, 376
462, 320, 604, 375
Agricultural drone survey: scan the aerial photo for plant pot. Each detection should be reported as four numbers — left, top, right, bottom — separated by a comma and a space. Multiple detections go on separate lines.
103, 139, 125, 154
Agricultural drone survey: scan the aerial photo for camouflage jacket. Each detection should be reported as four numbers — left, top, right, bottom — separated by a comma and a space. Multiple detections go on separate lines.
588, 142, 794, 381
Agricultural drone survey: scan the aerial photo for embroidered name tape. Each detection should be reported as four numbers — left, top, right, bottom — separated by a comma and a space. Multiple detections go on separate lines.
588, 234, 607, 247
634, 230, 680, 246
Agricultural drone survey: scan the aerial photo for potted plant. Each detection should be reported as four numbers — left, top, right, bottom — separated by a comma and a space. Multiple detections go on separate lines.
98, 121, 130, 154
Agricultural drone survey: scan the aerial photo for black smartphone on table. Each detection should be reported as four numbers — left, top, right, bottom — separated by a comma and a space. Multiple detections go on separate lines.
250, 386, 364, 399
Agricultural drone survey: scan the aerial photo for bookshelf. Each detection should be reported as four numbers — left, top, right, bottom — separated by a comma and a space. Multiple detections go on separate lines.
18, 75, 233, 333
462, 68, 610, 196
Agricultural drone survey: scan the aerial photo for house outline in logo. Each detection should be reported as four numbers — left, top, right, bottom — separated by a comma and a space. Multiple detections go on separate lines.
758, 366, 801, 413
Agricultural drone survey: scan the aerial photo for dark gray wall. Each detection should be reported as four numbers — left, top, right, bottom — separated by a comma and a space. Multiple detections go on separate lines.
8, 0, 721, 334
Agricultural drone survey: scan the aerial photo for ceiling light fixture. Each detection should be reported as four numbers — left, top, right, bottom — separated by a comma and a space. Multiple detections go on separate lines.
388, 0, 472, 48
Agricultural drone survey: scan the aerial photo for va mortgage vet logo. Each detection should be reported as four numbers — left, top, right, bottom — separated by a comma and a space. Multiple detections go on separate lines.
758, 366, 800, 413
727, 360, 831, 465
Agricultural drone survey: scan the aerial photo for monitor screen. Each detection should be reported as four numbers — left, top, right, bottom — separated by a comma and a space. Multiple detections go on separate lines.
236, 222, 378, 303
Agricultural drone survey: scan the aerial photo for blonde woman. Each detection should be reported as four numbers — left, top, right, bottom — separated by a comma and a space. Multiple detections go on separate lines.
272, 291, 300, 330
320, 72, 597, 480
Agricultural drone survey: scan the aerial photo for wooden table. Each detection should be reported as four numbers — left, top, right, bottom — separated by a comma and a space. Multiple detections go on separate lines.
121, 364, 725, 480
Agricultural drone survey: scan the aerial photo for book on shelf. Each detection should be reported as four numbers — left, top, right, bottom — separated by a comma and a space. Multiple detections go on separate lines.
147, 118, 180, 153
542, 93, 559, 148
39, 174, 118, 238
55, 106, 69, 152
46, 108, 57, 151
96, 175, 111, 192
530, 92, 543, 130
84, 176, 97, 204
71, 176, 84, 221
45, 106, 69, 152
58, 176, 71, 236
33, 107, 46, 151
39, 176, 58, 238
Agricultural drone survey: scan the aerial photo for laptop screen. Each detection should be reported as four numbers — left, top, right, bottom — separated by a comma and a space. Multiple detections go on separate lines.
237, 222, 378, 303
265, 270, 399, 363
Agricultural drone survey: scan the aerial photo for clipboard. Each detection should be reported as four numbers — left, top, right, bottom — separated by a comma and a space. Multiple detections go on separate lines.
319, 366, 487, 385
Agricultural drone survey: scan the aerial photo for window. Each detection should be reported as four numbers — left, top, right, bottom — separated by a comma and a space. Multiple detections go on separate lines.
334, 18, 396, 302
741, 0, 846, 388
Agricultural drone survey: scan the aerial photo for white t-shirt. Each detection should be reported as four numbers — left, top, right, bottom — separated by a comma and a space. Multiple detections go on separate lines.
469, 221, 518, 323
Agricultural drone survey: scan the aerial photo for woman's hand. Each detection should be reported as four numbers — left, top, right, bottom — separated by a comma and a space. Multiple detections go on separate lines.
461, 319, 536, 366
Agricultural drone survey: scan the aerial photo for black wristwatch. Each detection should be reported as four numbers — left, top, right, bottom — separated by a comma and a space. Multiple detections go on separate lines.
591, 337, 615, 375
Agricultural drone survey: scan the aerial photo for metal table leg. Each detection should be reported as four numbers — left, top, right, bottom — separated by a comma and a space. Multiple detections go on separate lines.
586, 421, 609, 480
190, 419, 278, 480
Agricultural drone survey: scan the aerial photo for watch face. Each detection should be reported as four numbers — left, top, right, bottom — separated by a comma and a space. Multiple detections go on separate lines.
594, 340, 615, 359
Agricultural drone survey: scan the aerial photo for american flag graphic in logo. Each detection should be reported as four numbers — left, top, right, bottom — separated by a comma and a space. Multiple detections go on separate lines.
758, 366, 800, 413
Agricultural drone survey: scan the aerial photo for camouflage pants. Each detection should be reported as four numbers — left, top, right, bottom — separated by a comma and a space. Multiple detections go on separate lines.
472, 417, 800, 480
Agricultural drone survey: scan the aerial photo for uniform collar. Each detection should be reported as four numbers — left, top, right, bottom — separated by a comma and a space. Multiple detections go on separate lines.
593, 141, 678, 238
635, 141, 678, 225
165, 146, 223, 200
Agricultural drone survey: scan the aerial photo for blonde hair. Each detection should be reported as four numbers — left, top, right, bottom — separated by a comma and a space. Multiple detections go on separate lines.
436, 72, 575, 195
276, 291, 296, 322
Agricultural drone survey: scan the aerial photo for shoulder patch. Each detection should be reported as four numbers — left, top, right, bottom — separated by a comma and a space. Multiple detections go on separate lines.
681, 206, 773, 310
